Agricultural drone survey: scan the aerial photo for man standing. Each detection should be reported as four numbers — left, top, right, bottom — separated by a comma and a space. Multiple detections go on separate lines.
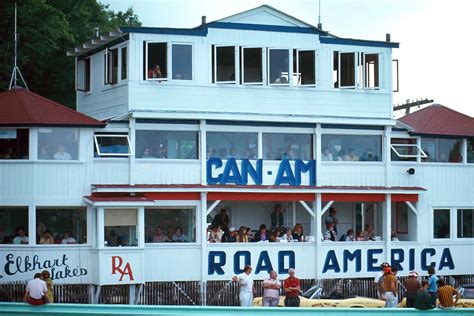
427, 267, 438, 307
404, 271, 421, 307
284, 268, 300, 307
24, 273, 48, 305
437, 279, 460, 309
414, 280, 435, 310
232, 265, 255, 307
263, 271, 280, 307
270, 204, 284, 230
382, 264, 398, 308
212, 208, 230, 233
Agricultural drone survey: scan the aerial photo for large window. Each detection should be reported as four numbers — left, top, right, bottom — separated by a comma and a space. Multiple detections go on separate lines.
147, 42, 167, 80
268, 49, 289, 84
38, 128, 79, 160
172, 44, 192, 80
145, 208, 195, 243
136, 130, 198, 159
322, 134, 382, 162
214, 46, 235, 83
458, 209, 473, 238
433, 209, 450, 239
333, 51, 355, 88
263, 133, 312, 160
105, 209, 137, 247
207, 132, 257, 159
421, 138, 462, 163
294, 50, 315, 86
242, 48, 263, 84
36, 208, 87, 244
0, 207, 28, 244
0, 129, 29, 160
94, 134, 132, 157
468, 139, 474, 163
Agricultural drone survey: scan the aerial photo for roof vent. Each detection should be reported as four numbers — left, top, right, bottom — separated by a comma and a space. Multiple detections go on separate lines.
386, 33, 391, 42
201, 16, 207, 25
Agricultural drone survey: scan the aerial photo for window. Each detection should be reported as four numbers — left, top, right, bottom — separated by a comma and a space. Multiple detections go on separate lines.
105, 209, 137, 247
145, 208, 196, 243
38, 128, 79, 160
263, 133, 312, 160
214, 46, 235, 83
207, 132, 257, 159
136, 131, 198, 159
421, 138, 462, 163
36, 208, 87, 244
268, 49, 289, 84
121, 47, 127, 80
94, 134, 132, 157
106, 48, 118, 85
468, 139, 474, 163
321, 134, 382, 162
391, 138, 426, 162
0, 129, 29, 160
242, 48, 263, 84
76, 58, 90, 92
172, 44, 192, 80
433, 209, 450, 239
458, 209, 473, 238
0, 207, 28, 244
363, 54, 379, 88
333, 51, 355, 88
294, 50, 315, 86
147, 42, 167, 80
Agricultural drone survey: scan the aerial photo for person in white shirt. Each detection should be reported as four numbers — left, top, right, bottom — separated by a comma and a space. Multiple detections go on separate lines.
53, 144, 72, 160
263, 270, 281, 307
321, 147, 333, 161
24, 273, 48, 305
61, 231, 77, 244
232, 265, 255, 306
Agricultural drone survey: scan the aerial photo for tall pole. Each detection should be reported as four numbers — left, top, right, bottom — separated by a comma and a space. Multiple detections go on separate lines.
9, 1, 28, 90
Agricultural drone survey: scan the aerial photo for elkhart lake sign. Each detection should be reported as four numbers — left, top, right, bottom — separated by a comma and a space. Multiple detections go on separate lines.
206, 158, 316, 186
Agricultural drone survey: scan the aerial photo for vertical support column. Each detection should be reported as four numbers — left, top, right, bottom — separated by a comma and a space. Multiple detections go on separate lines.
292, 201, 296, 228
257, 132, 263, 159
315, 193, 322, 280
97, 207, 105, 249
129, 117, 136, 185
28, 205, 36, 246
462, 139, 468, 164
200, 120, 207, 185
384, 194, 392, 263
200, 192, 208, 306
384, 126, 392, 187
137, 206, 145, 248
87, 205, 95, 247
129, 284, 136, 305
315, 124, 322, 185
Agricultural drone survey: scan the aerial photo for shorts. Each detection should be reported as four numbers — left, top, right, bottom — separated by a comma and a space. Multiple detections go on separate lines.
27, 296, 46, 306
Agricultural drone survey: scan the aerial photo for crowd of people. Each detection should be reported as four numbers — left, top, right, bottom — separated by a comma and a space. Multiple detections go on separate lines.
145, 226, 190, 243
321, 147, 380, 162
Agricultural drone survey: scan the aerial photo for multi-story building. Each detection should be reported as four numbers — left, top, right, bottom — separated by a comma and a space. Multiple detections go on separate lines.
1, 5, 473, 304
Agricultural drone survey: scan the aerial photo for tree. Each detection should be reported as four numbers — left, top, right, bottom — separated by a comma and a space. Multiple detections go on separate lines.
0, 0, 141, 108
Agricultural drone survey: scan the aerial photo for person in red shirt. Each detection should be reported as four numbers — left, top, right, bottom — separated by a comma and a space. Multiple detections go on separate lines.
284, 268, 300, 307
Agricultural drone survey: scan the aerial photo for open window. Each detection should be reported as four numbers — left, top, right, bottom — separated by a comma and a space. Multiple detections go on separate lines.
94, 134, 132, 157
390, 138, 427, 162
106, 48, 118, 85
0, 207, 28, 244
172, 44, 192, 80
121, 47, 127, 80
105, 209, 137, 247
268, 49, 290, 85
213, 46, 235, 83
241, 47, 263, 84
363, 54, 379, 89
333, 51, 355, 88
146, 42, 167, 80
293, 50, 315, 86
76, 58, 90, 92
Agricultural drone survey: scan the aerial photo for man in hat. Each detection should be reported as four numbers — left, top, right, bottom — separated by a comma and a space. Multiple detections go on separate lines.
225, 227, 237, 242
404, 271, 421, 307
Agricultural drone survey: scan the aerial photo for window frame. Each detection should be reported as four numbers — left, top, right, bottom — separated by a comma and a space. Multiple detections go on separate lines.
334, 51, 357, 89
94, 134, 133, 157
135, 129, 199, 160
241, 47, 264, 85
36, 207, 89, 246
390, 140, 427, 160
213, 45, 237, 84
37, 127, 80, 161
170, 42, 194, 81
144, 206, 198, 244
76, 58, 90, 92
267, 48, 291, 86
121, 46, 128, 81
145, 41, 169, 82
294, 49, 316, 87
362, 53, 380, 89
431, 207, 474, 241
457, 208, 474, 239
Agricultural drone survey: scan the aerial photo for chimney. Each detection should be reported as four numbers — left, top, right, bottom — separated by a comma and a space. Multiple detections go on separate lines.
94, 27, 100, 37
201, 16, 207, 25
386, 33, 391, 42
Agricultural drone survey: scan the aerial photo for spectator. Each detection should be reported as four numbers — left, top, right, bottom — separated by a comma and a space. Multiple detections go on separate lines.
355, 230, 365, 241
41, 270, 54, 303
53, 144, 72, 160
339, 229, 355, 241
375, 262, 389, 300
148, 64, 162, 78
253, 224, 268, 242
232, 265, 255, 307
292, 224, 304, 242
414, 280, 435, 310
281, 228, 294, 242
152, 226, 168, 242
237, 226, 248, 242
13, 227, 28, 244
382, 264, 398, 308
24, 273, 48, 305
391, 228, 399, 241
224, 227, 237, 242
404, 271, 421, 307
61, 231, 77, 244
172, 227, 188, 242
284, 268, 300, 307
270, 204, 284, 230
321, 147, 333, 161
208, 225, 224, 243
246, 227, 254, 242
427, 267, 438, 307
212, 208, 230, 233
363, 223, 375, 241
323, 223, 337, 241
324, 207, 338, 234
437, 278, 460, 309
39, 230, 55, 244
263, 271, 280, 307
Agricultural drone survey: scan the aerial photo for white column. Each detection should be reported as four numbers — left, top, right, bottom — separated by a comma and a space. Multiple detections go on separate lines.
315, 193, 322, 279
200, 120, 207, 185
315, 124, 322, 185
384, 126, 392, 186
97, 207, 105, 249
258, 132, 263, 158
28, 205, 36, 246
384, 194, 392, 263
129, 117, 136, 185
87, 206, 95, 247
137, 206, 145, 248
200, 192, 208, 305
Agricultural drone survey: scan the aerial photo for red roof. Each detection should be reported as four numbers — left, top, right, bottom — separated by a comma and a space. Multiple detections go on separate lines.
0, 87, 105, 127
399, 104, 474, 137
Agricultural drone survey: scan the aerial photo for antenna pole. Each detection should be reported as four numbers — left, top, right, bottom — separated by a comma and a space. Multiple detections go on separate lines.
9, 1, 28, 90
317, 0, 323, 29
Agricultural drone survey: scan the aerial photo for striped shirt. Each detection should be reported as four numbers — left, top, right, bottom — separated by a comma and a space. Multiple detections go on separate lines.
437, 285, 456, 308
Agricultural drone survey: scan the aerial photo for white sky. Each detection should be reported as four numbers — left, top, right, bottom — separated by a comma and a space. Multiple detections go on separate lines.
102, 0, 474, 117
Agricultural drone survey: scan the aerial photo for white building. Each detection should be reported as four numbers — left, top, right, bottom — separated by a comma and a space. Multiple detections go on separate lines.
1, 5, 473, 303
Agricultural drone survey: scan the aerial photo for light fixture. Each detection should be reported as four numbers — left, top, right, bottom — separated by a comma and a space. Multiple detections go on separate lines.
407, 168, 415, 175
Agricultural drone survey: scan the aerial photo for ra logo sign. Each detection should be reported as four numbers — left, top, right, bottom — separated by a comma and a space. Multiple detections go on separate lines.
111, 256, 134, 281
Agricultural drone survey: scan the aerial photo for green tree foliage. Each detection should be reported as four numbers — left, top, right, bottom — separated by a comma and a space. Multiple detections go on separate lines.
0, 0, 140, 108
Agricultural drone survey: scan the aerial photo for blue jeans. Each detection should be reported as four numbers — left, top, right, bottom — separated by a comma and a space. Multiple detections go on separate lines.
429, 291, 437, 307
